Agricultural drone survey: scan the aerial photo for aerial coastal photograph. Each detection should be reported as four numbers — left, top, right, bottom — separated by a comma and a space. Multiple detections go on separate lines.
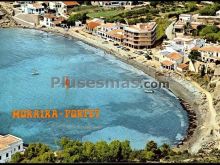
0, 0, 220, 163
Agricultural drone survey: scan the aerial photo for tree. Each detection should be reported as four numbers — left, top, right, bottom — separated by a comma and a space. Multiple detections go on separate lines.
186, 2, 198, 12
11, 152, 23, 163
199, 5, 217, 16
199, 25, 219, 37
24, 143, 50, 160
144, 151, 157, 161
95, 141, 110, 162
109, 140, 122, 162
150, 1, 159, 8
59, 137, 70, 149
188, 50, 201, 62
83, 1, 91, 5
56, 151, 71, 163
205, 33, 219, 43
121, 140, 132, 161
160, 143, 171, 158
145, 141, 158, 152
200, 64, 206, 77
36, 151, 56, 163
67, 12, 88, 26
82, 141, 97, 162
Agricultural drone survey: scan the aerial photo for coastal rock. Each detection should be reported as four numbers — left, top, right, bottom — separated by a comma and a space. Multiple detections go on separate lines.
0, 3, 17, 28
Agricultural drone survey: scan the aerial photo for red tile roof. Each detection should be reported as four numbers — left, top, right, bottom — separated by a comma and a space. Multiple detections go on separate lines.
177, 63, 188, 69
107, 29, 124, 39
32, 3, 44, 9
0, 135, 22, 151
44, 14, 56, 19
86, 21, 101, 30
63, 1, 79, 6
167, 52, 183, 61
161, 60, 174, 66
198, 46, 220, 53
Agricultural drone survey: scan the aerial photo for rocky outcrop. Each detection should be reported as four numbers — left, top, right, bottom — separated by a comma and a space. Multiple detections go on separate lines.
0, 3, 17, 27
213, 80, 220, 111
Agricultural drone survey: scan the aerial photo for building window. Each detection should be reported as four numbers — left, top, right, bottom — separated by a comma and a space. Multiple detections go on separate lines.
6, 153, 9, 158
0, 156, 1, 160
18, 145, 21, 150
14, 148, 16, 152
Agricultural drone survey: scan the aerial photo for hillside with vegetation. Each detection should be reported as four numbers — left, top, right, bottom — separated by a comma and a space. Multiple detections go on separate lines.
66, 1, 205, 41
10, 138, 220, 163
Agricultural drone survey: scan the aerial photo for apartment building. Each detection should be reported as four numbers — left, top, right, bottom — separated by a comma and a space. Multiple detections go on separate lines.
0, 134, 24, 163
123, 22, 157, 49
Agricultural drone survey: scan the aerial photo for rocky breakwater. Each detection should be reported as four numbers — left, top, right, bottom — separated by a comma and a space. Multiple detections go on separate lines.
0, 3, 17, 27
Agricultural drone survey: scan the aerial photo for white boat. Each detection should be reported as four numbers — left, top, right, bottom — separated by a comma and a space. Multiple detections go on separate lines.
32, 69, 39, 75
144, 90, 154, 93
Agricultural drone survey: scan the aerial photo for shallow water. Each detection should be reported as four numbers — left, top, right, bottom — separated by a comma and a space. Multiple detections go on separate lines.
0, 28, 188, 149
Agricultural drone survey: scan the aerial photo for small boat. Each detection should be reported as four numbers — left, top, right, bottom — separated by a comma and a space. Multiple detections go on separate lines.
32, 69, 39, 76
144, 90, 154, 93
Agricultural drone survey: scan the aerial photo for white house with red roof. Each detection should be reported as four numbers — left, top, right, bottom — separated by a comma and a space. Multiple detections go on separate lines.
40, 14, 65, 27
161, 52, 184, 70
0, 134, 24, 163
96, 23, 122, 40
85, 18, 105, 34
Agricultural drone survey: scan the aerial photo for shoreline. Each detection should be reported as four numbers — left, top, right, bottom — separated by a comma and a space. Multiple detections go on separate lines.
0, 25, 207, 153
32, 26, 203, 151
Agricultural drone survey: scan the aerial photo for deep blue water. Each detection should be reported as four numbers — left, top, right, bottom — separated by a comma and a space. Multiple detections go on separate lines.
0, 28, 188, 149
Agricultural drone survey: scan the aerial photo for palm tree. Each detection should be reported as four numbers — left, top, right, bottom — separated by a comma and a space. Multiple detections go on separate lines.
184, 21, 192, 35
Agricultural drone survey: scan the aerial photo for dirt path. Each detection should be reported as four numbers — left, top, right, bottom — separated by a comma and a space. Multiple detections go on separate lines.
189, 81, 219, 153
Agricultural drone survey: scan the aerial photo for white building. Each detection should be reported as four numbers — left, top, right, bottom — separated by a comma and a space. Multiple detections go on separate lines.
96, 23, 121, 39
48, 1, 79, 17
0, 134, 24, 163
40, 14, 56, 27
216, 10, 220, 16
179, 14, 192, 23
24, 3, 45, 15
40, 14, 65, 27
161, 52, 184, 70
92, 1, 132, 7
198, 46, 220, 63
75, 21, 82, 27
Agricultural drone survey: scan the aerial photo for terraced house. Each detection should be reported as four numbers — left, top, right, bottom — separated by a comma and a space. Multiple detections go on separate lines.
123, 22, 157, 49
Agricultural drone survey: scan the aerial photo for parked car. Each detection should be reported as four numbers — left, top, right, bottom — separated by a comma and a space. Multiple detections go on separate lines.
114, 43, 119, 46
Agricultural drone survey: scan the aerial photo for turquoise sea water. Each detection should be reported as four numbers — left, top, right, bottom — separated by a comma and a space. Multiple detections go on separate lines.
0, 28, 188, 149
